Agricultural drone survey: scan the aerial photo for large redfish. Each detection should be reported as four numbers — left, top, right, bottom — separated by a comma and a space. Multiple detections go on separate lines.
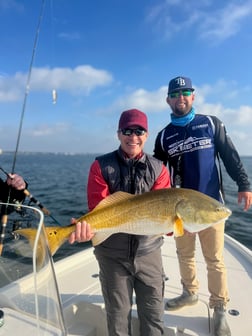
15, 188, 231, 258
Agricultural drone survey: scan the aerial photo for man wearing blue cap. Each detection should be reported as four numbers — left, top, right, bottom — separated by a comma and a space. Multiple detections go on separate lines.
154, 76, 252, 336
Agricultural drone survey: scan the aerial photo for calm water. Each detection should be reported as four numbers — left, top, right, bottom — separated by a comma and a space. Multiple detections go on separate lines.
1, 152, 252, 262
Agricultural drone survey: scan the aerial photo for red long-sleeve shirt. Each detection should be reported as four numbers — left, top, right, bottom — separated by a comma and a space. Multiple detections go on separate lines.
87, 159, 171, 211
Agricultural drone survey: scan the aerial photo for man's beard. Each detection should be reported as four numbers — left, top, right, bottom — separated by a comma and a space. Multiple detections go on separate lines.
173, 106, 189, 116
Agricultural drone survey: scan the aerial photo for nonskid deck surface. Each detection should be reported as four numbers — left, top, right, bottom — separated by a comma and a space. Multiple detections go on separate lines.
54, 235, 252, 336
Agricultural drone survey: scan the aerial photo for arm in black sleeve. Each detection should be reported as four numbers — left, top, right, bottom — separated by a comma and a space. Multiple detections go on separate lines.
212, 116, 251, 192
153, 131, 168, 166
0, 178, 27, 204
0, 179, 5, 201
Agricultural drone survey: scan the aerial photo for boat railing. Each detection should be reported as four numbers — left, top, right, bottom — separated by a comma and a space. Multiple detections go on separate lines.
0, 202, 67, 335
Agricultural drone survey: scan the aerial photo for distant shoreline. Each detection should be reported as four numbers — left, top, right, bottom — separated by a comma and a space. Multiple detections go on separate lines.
1, 151, 251, 158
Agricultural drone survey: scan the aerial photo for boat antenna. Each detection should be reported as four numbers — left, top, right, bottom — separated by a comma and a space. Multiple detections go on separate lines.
11, 0, 46, 173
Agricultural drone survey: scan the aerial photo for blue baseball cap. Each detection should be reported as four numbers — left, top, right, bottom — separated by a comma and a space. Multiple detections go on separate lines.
168, 76, 194, 94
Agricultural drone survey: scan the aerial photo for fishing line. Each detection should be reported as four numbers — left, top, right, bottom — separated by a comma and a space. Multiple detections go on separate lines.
0, 1, 60, 255
11, 0, 46, 174
50, 0, 57, 104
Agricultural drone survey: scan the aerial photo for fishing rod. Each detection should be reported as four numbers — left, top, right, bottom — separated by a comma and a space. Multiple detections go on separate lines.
0, 166, 61, 225
23, 189, 61, 226
0, 0, 60, 254
11, 0, 46, 173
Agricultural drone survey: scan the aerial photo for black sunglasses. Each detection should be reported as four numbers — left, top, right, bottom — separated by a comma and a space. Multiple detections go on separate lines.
120, 128, 147, 136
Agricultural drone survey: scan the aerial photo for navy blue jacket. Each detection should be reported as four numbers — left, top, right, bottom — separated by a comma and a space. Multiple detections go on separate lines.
154, 114, 251, 202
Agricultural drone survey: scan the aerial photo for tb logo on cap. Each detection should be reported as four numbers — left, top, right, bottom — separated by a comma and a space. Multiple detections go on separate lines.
168, 76, 193, 94
175, 77, 186, 87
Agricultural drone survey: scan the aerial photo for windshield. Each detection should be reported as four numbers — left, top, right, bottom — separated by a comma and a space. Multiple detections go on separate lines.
0, 202, 67, 335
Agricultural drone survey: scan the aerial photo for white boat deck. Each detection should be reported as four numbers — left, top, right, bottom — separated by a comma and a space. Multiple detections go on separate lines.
1, 204, 251, 335
54, 234, 252, 336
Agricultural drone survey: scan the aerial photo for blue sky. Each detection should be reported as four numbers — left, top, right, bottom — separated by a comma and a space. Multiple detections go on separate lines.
0, 0, 252, 156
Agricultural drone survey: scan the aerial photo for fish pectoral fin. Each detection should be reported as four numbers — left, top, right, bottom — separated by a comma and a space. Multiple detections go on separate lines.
91, 232, 112, 246
173, 216, 184, 237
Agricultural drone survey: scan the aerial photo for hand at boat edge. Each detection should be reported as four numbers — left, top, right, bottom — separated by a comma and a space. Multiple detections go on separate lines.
6, 173, 26, 190
238, 191, 252, 211
68, 219, 95, 244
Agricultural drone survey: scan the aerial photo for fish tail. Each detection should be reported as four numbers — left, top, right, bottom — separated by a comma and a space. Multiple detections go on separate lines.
14, 227, 47, 268
15, 228, 38, 248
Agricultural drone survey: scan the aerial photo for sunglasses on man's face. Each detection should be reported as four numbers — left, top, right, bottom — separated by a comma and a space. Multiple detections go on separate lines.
169, 90, 193, 98
120, 128, 146, 136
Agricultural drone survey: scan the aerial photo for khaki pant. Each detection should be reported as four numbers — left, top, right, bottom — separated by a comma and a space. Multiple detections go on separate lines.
175, 221, 229, 308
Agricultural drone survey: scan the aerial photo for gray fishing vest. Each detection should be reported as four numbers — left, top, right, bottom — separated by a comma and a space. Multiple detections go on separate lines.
94, 148, 164, 259
96, 149, 163, 194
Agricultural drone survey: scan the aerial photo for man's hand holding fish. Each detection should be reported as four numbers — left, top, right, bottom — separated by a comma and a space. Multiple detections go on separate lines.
69, 219, 94, 244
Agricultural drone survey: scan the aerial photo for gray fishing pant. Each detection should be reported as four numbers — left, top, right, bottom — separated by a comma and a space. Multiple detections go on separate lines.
95, 248, 164, 336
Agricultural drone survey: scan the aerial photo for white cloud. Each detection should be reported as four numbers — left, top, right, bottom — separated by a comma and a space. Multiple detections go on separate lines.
146, 0, 252, 43
1, 70, 251, 155
235, 105, 252, 125
0, 0, 24, 12
30, 122, 70, 137
58, 32, 81, 40
0, 65, 114, 102
199, 2, 252, 42
110, 86, 168, 112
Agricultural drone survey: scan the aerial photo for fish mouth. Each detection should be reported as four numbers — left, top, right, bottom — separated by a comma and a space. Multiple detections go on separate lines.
218, 205, 232, 218
182, 205, 232, 233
